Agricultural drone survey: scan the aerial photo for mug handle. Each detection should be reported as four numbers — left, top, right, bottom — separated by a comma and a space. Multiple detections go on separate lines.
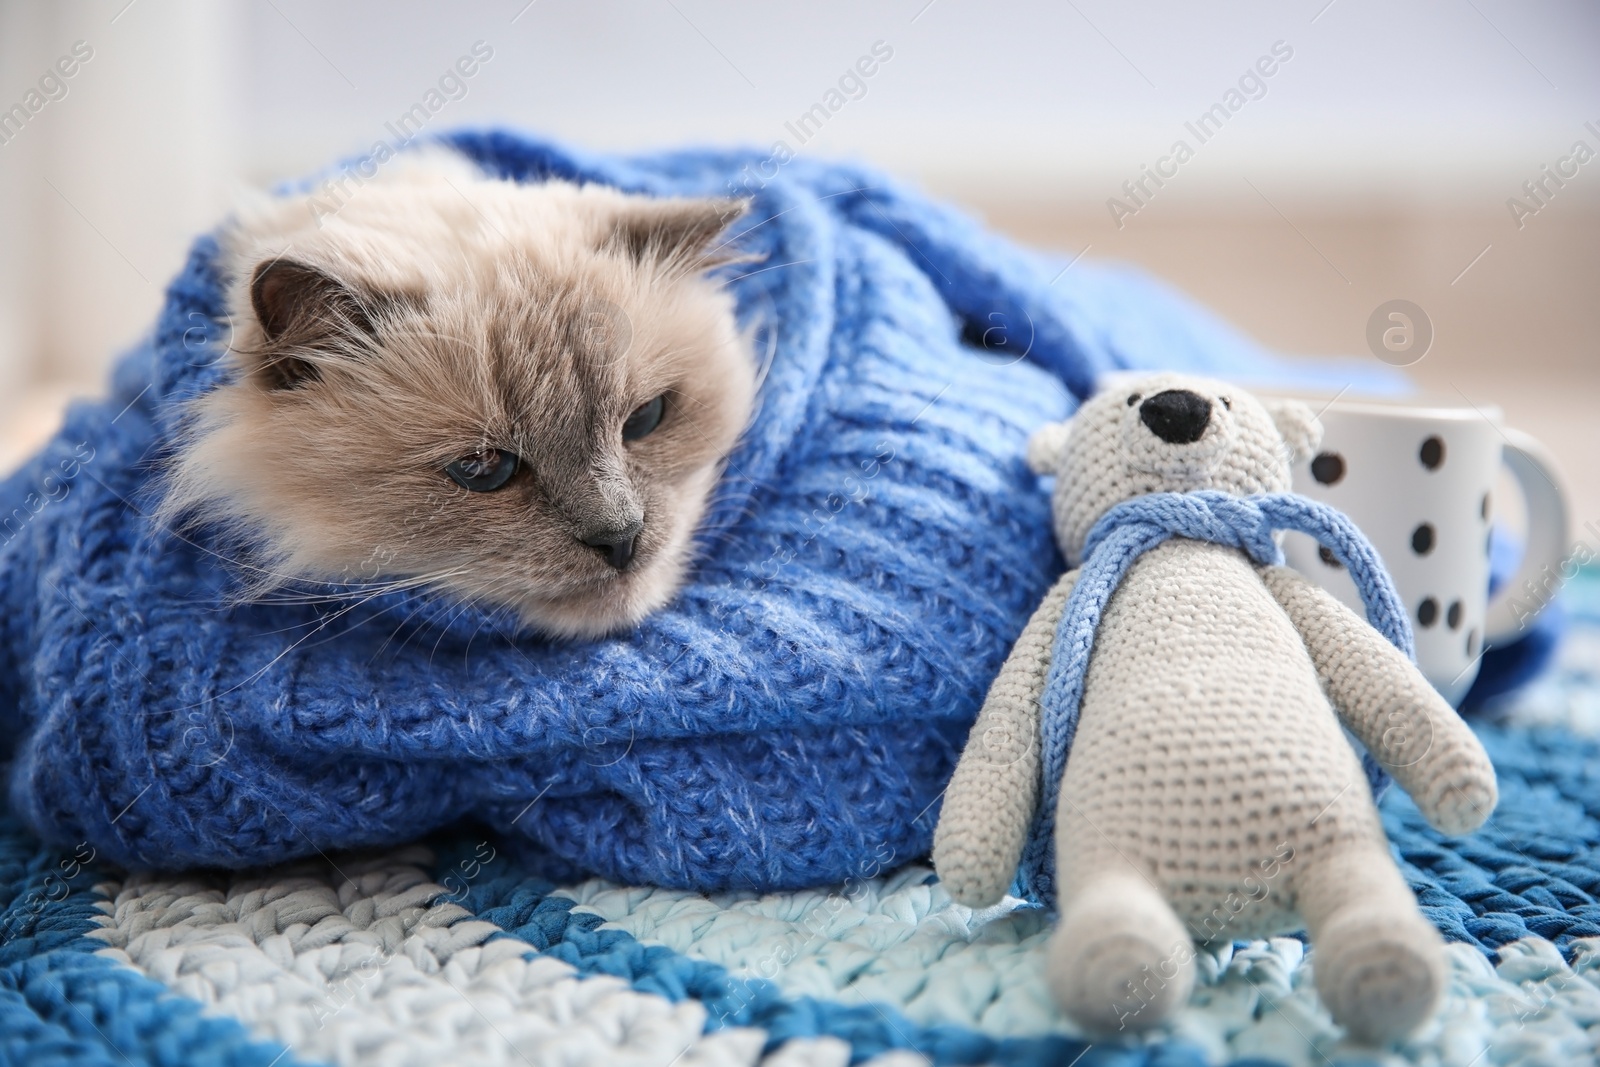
1483, 427, 1571, 644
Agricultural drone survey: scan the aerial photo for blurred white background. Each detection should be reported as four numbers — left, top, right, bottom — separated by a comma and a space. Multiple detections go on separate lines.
0, 0, 1595, 509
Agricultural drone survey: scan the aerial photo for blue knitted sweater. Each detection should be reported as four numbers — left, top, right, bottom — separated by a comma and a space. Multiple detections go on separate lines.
0, 131, 1539, 889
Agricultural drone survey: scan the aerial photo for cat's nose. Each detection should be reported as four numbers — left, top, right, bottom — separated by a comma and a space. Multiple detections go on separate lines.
581, 519, 644, 570
1139, 389, 1212, 444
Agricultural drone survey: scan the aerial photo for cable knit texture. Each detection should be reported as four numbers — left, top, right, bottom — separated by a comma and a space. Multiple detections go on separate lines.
933, 373, 1501, 1044
0, 131, 1409, 891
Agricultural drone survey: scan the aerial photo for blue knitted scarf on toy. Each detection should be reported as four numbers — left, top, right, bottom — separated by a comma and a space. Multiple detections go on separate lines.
1018, 489, 1411, 907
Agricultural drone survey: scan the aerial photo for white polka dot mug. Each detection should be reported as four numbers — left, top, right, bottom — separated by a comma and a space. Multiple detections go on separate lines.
1276, 396, 1570, 706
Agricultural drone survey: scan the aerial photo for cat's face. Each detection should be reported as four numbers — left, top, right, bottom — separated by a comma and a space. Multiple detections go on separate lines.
166, 161, 755, 637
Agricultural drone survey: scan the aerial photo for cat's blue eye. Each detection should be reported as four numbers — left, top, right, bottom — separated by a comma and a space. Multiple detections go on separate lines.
444, 449, 518, 492
622, 395, 665, 442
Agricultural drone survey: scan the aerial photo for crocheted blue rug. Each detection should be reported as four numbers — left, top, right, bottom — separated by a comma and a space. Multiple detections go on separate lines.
9, 129, 1550, 894
1, 566, 1595, 1067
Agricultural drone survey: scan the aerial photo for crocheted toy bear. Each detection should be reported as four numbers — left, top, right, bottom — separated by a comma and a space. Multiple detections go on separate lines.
932, 372, 1498, 1044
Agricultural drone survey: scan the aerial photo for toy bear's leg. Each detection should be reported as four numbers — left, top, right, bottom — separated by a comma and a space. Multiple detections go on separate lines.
1293, 836, 1447, 1044
1047, 854, 1195, 1035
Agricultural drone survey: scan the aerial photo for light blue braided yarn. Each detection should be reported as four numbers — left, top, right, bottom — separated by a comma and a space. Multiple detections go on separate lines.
1019, 489, 1412, 907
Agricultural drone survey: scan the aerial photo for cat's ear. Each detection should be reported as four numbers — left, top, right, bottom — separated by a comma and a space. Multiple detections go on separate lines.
247, 258, 380, 389
607, 197, 751, 269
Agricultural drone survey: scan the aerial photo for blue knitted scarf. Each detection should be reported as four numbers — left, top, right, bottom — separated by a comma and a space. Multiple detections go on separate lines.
1018, 490, 1411, 907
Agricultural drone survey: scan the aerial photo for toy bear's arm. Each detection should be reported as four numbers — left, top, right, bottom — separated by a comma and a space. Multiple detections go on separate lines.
933, 569, 1078, 908
1261, 564, 1497, 835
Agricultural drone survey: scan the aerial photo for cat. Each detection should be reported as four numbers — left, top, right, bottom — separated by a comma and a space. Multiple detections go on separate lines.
160, 151, 756, 638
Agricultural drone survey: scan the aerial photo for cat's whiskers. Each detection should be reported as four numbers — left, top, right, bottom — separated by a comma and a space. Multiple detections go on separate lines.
434, 587, 502, 667
160, 576, 433, 715
247, 566, 476, 608
370, 588, 458, 663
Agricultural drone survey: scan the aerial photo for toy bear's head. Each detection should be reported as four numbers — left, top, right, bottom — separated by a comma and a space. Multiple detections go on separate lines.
1027, 372, 1321, 565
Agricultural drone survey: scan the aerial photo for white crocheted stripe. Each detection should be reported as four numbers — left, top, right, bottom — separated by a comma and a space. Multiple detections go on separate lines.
561, 864, 1600, 1066
83, 844, 911, 1067
76, 834, 1600, 1066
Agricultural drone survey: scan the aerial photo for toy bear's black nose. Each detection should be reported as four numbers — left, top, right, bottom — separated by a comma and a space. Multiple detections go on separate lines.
1139, 389, 1212, 444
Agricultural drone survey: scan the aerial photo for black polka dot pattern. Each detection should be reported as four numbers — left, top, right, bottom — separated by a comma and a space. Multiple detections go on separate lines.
1310, 452, 1345, 486
1420, 436, 1445, 470
1467, 629, 1479, 656
1447, 600, 1463, 629
1411, 523, 1435, 555
1418, 597, 1439, 627
1481, 492, 1490, 521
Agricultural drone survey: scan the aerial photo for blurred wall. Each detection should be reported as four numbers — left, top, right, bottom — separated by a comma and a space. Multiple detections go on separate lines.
0, 0, 1595, 405
0, 0, 236, 387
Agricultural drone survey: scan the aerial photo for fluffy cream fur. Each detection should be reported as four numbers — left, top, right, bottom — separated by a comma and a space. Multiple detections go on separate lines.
161, 151, 756, 637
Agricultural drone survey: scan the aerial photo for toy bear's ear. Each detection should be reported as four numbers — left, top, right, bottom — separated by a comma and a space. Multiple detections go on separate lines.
1026, 419, 1073, 475
1259, 397, 1323, 464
